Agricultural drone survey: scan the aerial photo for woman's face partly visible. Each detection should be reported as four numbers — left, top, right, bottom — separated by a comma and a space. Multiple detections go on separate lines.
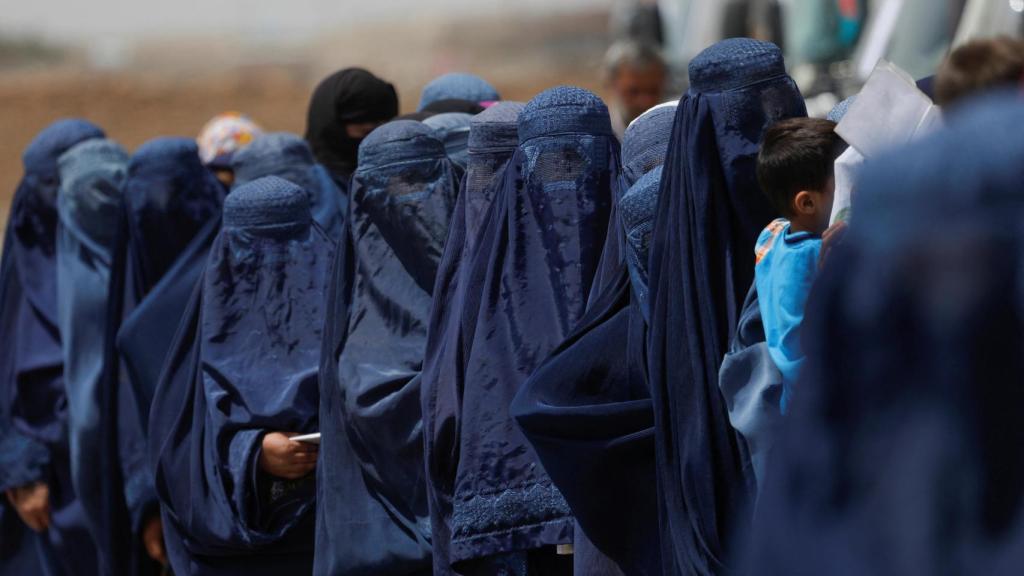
345, 121, 383, 140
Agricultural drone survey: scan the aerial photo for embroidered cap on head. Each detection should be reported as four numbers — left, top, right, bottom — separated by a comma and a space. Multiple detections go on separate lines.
622, 102, 677, 186
418, 73, 501, 111
518, 86, 613, 144
689, 38, 787, 93
223, 175, 311, 234
468, 102, 525, 152
196, 112, 263, 169
357, 120, 446, 170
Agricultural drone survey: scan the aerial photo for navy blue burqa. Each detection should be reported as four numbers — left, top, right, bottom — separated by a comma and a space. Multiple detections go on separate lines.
420, 102, 525, 575
511, 160, 668, 576
646, 38, 806, 576
149, 176, 332, 575
98, 138, 224, 576
0, 118, 105, 576
748, 96, 1024, 576
232, 132, 346, 240
315, 120, 459, 576
430, 86, 619, 573
55, 138, 130, 576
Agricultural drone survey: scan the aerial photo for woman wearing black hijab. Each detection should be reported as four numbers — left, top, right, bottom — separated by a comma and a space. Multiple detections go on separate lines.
305, 68, 400, 192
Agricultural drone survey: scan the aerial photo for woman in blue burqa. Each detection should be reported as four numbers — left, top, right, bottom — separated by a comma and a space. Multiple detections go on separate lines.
509, 101, 676, 576
645, 38, 806, 575
748, 95, 1024, 576
314, 119, 460, 575
99, 137, 224, 573
0, 119, 105, 576
149, 175, 334, 575
230, 131, 347, 241
426, 86, 620, 575
420, 101, 524, 575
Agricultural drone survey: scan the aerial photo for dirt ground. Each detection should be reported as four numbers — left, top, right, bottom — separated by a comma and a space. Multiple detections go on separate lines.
0, 10, 611, 230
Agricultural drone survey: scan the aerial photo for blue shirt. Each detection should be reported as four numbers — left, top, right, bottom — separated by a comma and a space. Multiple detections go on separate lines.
754, 219, 821, 412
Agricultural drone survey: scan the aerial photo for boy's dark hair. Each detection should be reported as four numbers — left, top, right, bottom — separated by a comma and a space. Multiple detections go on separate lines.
757, 117, 843, 217
936, 36, 1024, 107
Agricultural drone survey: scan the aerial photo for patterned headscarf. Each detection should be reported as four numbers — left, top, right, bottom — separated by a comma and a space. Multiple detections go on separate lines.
196, 112, 263, 169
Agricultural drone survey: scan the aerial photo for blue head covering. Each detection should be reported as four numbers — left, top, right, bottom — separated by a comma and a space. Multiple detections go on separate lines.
149, 176, 332, 575
418, 73, 501, 111
0, 118, 104, 576
620, 164, 664, 322
622, 102, 678, 187
315, 120, 460, 575
232, 131, 346, 239
645, 38, 806, 575
122, 137, 223, 295
590, 101, 678, 306
424, 112, 474, 169
55, 139, 132, 575
827, 94, 857, 123
749, 95, 1024, 576
426, 86, 619, 572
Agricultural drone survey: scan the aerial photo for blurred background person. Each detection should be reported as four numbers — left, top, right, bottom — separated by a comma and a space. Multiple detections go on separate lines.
604, 40, 668, 137
195, 111, 263, 187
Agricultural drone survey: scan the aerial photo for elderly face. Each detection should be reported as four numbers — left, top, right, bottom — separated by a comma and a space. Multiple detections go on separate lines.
610, 64, 667, 125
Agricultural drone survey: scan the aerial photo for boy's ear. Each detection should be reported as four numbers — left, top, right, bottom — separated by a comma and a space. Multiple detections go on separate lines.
793, 190, 815, 216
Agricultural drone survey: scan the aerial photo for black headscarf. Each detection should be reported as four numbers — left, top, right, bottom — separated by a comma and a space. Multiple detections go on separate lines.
305, 68, 399, 184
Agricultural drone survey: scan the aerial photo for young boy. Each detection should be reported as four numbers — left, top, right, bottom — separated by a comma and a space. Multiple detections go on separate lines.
754, 117, 844, 412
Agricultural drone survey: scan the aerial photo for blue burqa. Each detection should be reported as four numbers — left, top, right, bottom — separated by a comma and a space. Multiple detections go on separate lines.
149, 176, 333, 575
430, 86, 619, 574
424, 112, 474, 169
0, 118, 105, 576
315, 120, 459, 575
98, 138, 223, 575
420, 102, 525, 575
231, 132, 346, 240
748, 95, 1024, 576
646, 38, 806, 576
509, 100, 675, 575
56, 138, 131, 576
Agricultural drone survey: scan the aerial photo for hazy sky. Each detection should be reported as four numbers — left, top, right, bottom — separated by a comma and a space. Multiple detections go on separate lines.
1, 0, 613, 43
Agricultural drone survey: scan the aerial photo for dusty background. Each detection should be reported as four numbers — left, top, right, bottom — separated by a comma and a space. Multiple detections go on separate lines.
0, 7, 612, 230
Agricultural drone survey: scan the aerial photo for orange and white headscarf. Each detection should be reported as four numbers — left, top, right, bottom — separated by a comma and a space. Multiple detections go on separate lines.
196, 112, 263, 169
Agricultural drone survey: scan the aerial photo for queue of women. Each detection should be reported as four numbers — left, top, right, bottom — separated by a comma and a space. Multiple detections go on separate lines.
2, 34, 1024, 576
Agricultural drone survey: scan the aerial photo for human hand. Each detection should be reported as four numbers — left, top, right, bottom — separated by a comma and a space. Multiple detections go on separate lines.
141, 513, 167, 565
5, 482, 50, 532
258, 432, 318, 480
819, 221, 848, 269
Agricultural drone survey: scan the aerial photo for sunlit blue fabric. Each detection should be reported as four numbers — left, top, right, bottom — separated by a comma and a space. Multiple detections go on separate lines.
56, 139, 130, 576
97, 137, 223, 576
418, 73, 501, 111
149, 176, 332, 575
419, 102, 526, 575
827, 95, 857, 123
315, 120, 459, 575
232, 132, 346, 239
646, 38, 806, 576
427, 86, 619, 573
0, 118, 104, 576
424, 112, 474, 169
749, 94, 1024, 576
